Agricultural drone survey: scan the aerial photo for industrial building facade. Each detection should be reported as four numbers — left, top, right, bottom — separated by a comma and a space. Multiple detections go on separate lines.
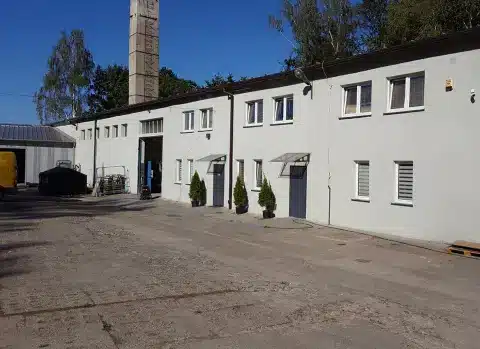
56, 29, 480, 243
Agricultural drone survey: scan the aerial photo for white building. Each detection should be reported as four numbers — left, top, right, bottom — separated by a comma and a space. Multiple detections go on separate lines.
55, 28, 480, 243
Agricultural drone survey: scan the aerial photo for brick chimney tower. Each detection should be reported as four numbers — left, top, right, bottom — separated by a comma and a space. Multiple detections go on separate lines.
129, 0, 159, 104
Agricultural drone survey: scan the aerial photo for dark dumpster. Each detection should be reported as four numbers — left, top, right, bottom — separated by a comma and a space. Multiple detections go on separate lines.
39, 167, 87, 196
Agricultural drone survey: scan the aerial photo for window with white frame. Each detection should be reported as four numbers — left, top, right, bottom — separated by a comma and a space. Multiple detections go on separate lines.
183, 111, 194, 132
121, 124, 128, 137
141, 118, 163, 134
254, 160, 263, 189
388, 74, 424, 111
274, 96, 294, 122
395, 161, 413, 204
96, 127, 100, 139
200, 109, 213, 130
87, 128, 92, 140
355, 161, 370, 200
175, 159, 182, 183
343, 83, 372, 116
246, 100, 263, 125
80, 130, 85, 140
104, 126, 110, 138
187, 159, 194, 184
112, 125, 118, 138
237, 160, 245, 181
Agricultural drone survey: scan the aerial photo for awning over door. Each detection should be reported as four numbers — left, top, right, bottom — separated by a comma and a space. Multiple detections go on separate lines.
270, 152, 310, 177
270, 153, 310, 163
197, 154, 227, 162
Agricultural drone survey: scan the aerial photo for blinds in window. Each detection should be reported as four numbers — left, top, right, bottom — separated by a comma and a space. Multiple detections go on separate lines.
255, 161, 263, 188
397, 162, 413, 201
238, 160, 244, 180
357, 162, 370, 198
409, 76, 424, 107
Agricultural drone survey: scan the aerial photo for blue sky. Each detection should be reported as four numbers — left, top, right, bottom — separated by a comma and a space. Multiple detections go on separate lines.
0, 0, 293, 124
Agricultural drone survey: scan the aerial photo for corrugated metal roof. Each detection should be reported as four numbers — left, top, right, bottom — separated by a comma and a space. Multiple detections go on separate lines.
0, 124, 75, 144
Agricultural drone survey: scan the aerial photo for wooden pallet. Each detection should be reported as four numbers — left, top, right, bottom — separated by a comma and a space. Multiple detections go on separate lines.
448, 240, 480, 258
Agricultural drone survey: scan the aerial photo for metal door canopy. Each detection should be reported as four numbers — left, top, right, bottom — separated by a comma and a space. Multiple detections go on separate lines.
270, 153, 310, 177
197, 154, 227, 174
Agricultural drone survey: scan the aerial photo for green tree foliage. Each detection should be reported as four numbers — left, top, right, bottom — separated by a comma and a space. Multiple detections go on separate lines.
258, 178, 276, 212
233, 176, 247, 207
200, 179, 207, 206
34, 30, 95, 124
158, 67, 198, 98
88, 64, 129, 113
270, 0, 358, 67
204, 73, 235, 88
358, 0, 389, 50
189, 171, 202, 202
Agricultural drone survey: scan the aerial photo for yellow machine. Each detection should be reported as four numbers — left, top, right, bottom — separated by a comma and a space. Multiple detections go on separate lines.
0, 151, 17, 199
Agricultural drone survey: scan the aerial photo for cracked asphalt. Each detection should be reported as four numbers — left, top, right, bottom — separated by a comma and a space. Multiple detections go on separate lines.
1, 192, 480, 348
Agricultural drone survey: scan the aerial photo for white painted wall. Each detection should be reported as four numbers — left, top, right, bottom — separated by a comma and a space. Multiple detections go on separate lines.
58, 48, 480, 242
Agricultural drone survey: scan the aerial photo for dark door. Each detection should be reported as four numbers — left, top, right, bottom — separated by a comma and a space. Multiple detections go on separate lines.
213, 164, 225, 207
289, 166, 307, 218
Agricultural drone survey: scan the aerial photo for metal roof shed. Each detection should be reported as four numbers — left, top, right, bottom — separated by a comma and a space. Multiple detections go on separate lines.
0, 124, 76, 185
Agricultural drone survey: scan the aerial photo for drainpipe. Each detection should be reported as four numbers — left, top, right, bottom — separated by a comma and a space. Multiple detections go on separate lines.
224, 89, 235, 210
93, 118, 98, 185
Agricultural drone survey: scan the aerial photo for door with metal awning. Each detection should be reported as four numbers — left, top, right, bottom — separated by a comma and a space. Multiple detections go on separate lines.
271, 153, 310, 218
198, 154, 227, 207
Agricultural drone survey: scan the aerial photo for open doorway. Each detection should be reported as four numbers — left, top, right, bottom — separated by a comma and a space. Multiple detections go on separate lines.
0, 148, 25, 184
138, 137, 163, 194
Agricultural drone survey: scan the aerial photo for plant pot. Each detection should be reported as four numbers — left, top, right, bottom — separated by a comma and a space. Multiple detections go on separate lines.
262, 210, 275, 219
235, 205, 248, 214
191, 200, 199, 207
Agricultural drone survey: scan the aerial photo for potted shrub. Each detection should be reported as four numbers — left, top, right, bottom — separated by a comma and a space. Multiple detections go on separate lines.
200, 179, 207, 206
233, 176, 248, 214
258, 177, 276, 219
189, 171, 201, 207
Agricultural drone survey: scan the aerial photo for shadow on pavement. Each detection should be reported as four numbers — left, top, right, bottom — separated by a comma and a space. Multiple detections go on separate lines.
0, 241, 51, 280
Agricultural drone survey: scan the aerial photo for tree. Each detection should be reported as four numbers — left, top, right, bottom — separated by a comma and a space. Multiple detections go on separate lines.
189, 171, 202, 203
88, 64, 129, 113
358, 0, 389, 51
233, 176, 247, 208
270, 0, 358, 68
204, 73, 235, 88
34, 30, 94, 124
158, 67, 198, 98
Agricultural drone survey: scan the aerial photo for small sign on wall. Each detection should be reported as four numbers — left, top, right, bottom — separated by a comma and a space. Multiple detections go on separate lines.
446, 78, 453, 91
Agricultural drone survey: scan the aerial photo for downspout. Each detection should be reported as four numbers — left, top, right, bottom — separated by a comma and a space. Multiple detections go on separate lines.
93, 118, 98, 186
224, 89, 235, 210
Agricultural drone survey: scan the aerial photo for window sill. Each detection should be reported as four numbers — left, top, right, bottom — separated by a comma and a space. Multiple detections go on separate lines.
243, 124, 263, 128
198, 128, 213, 132
384, 107, 425, 115
340, 112, 372, 120
270, 120, 294, 126
251, 188, 261, 192
351, 198, 370, 203
181, 130, 194, 134
174, 182, 182, 185
391, 201, 413, 207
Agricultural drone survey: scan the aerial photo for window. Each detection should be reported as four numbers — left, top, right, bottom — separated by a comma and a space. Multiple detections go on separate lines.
246, 100, 263, 125
274, 96, 294, 123
355, 161, 370, 200
121, 124, 128, 137
395, 161, 413, 204
254, 160, 263, 189
237, 160, 245, 181
141, 118, 163, 134
187, 159, 194, 184
113, 125, 118, 138
96, 127, 100, 139
200, 109, 213, 130
104, 126, 110, 138
343, 83, 372, 117
175, 160, 182, 183
183, 111, 194, 132
389, 74, 424, 111
80, 130, 85, 140
87, 129, 92, 140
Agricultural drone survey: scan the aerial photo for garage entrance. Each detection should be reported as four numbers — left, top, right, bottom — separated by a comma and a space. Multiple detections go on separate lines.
0, 148, 25, 183
138, 137, 163, 194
